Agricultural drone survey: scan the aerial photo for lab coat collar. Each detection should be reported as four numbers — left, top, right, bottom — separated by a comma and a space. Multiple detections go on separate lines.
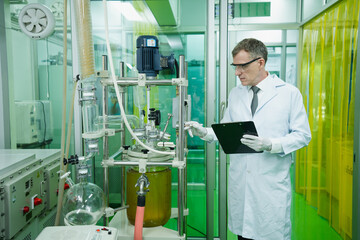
255, 74, 285, 114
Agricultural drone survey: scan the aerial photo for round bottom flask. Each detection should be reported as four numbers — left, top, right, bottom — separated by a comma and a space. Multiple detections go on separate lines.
126, 167, 171, 227
62, 182, 105, 225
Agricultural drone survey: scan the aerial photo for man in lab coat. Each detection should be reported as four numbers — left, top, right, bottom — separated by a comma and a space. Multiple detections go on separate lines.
187, 38, 311, 240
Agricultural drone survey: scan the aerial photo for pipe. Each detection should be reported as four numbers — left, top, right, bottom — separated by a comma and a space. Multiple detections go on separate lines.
102, 55, 110, 226
134, 174, 148, 240
102, 79, 174, 86
119, 61, 126, 208
177, 55, 186, 236
134, 196, 145, 240
109, 160, 173, 167
55, 0, 69, 224
102, 0, 175, 156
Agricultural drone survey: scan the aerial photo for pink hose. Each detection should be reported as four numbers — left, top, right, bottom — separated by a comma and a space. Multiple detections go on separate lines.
134, 206, 145, 240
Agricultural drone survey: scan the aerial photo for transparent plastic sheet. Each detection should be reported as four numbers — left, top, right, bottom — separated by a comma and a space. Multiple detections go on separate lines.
296, 0, 359, 238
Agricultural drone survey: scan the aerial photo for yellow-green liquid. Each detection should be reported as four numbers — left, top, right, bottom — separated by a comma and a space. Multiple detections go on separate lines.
126, 167, 171, 227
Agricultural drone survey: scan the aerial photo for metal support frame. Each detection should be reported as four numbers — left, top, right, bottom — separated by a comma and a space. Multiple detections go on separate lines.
99, 56, 187, 238
102, 55, 110, 226
0, 1, 10, 149
119, 62, 126, 208
206, 0, 216, 239
219, 0, 228, 239
353, 9, 360, 240
177, 55, 187, 237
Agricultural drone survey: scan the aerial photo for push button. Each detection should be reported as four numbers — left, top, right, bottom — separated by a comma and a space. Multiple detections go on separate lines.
23, 206, 30, 214
33, 197, 42, 206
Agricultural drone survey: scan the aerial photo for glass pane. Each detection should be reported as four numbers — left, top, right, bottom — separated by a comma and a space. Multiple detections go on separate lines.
302, 0, 324, 20
287, 30, 299, 44
267, 46, 282, 77
6, 0, 74, 151
229, 0, 297, 24
286, 47, 297, 86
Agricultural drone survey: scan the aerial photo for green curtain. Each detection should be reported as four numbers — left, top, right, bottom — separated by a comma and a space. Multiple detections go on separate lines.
296, 0, 360, 239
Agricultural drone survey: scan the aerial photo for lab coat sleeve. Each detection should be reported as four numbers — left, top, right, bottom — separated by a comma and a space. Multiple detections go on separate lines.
201, 127, 216, 142
277, 89, 311, 155
201, 103, 232, 143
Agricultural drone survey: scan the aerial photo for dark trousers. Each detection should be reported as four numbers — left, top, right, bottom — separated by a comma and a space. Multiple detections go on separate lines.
238, 236, 254, 240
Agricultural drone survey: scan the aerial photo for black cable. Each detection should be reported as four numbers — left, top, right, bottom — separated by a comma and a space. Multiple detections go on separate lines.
187, 223, 206, 236
39, 101, 47, 145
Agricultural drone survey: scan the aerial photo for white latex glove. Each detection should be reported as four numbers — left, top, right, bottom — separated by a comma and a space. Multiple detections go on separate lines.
241, 134, 272, 152
184, 121, 208, 138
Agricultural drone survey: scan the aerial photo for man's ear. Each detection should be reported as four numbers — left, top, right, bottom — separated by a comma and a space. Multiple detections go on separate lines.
259, 58, 266, 68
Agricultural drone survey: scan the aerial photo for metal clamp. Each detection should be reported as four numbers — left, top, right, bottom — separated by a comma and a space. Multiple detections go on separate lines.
172, 157, 186, 169
138, 73, 146, 87
105, 207, 115, 217
78, 86, 96, 92
78, 97, 97, 103
101, 158, 114, 167
172, 78, 188, 86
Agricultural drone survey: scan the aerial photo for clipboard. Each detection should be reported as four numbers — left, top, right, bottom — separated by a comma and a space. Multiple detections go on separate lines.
211, 121, 262, 154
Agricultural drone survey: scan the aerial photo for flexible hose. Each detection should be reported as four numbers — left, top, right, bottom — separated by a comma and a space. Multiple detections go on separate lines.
55, 69, 78, 225
134, 196, 145, 240
102, 0, 174, 156
55, 0, 68, 226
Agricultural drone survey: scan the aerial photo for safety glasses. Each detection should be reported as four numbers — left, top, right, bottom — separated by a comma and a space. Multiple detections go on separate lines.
231, 57, 261, 71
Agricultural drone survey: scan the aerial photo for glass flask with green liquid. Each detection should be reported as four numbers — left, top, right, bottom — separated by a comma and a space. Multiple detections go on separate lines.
126, 166, 171, 227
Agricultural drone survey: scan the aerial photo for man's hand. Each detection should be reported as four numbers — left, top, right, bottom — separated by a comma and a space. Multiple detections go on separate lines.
184, 121, 208, 138
241, 134, 272, 152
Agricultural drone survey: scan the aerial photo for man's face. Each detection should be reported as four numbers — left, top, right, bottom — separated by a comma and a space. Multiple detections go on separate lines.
232, 50, 264, 86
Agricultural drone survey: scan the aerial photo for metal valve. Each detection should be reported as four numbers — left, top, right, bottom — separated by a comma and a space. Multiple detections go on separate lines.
135, 173, 150, 196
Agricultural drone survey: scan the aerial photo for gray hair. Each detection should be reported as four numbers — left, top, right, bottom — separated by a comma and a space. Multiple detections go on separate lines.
232, 38, 268, 63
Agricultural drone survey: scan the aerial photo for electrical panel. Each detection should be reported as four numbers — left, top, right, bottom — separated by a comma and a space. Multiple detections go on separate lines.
15, 100, 53, 146
0, 149, 60, 240
44, 161, 60, 210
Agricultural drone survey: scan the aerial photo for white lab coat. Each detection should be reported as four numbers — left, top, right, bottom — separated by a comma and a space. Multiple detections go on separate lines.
206, 74, 311, 240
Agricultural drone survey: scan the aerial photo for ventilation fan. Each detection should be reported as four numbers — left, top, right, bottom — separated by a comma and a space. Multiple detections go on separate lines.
18, 3, 55, 39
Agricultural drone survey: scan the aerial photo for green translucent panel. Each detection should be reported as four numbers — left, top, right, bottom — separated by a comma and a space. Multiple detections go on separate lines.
234, 2, 271, 18
145, 0, 176, 26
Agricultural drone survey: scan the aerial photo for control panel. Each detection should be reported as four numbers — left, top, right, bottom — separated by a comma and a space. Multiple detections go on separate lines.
4, 162, 45, 239
0, 149, 61, 240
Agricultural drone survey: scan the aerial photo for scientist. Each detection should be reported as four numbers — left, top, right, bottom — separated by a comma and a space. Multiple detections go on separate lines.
187, 38, 311, 240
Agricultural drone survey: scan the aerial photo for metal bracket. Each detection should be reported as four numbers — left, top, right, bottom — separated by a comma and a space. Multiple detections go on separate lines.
139, 159, 147, 173
104, 128, 115, 136
96, 70, 109, 78
138, 73, 146, 87
172, 78, 188, 86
